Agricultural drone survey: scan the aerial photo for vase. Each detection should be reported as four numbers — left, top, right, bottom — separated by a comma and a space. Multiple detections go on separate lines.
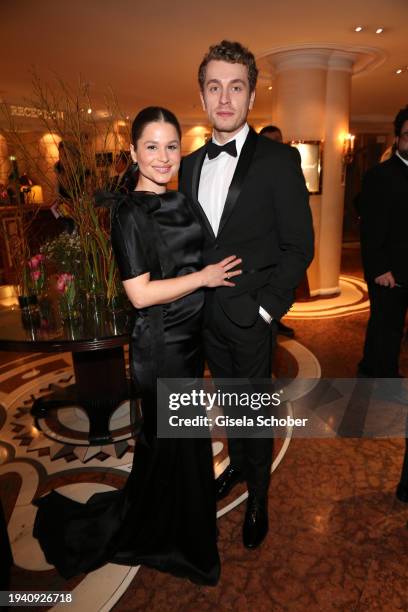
108, 294, 125, 312
18, 294, 40, 320
37, 291, 52, 324
20, 306, 41, 333
58, 297, 80, 322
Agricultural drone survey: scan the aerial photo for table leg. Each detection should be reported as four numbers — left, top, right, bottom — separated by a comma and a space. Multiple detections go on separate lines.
73, 347, 127, 400
31, 346, 137, 445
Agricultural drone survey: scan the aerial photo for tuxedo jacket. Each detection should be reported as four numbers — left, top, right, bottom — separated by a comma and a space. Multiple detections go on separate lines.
180, 128, 314, 326
359, 154, 408, 285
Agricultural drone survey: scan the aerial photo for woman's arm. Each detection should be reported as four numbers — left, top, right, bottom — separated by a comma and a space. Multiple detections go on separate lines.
123, 255, 242, 309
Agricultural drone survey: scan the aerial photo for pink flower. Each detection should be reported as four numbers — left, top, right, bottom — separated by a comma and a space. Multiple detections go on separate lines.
31, 269, 41, 281
56, 273, 74, 293
28, 254, 45, 269
28, 256, 40, 269
56, 277, 66, 292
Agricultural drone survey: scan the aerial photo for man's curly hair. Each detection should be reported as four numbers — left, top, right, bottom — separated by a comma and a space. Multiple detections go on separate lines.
198, 40, 258, 92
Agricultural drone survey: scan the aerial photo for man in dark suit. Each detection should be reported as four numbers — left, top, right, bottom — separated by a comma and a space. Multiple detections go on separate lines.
358, 106, 408, 502
258, 125, 302, 338
180, 40, 314, 548
358, 105, 408, 505
358, 105, 408, 391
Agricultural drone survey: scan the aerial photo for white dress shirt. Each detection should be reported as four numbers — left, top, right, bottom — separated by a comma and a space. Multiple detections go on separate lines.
199, 123, 249, 236
396, 151, 408, 167
198, 123, 272, 324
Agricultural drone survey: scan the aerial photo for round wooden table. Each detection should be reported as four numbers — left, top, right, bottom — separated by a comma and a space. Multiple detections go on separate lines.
0, 303, 135, 445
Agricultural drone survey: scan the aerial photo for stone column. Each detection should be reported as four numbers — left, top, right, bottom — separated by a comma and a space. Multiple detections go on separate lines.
258, 45, 383, 296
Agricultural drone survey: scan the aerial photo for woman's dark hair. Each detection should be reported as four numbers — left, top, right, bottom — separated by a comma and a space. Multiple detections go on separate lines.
394, 105, 408, 136
198, 40, 258, 93
131, 106, 182, 146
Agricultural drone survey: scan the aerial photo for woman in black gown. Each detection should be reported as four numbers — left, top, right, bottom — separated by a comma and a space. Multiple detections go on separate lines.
33, 107, 242, 586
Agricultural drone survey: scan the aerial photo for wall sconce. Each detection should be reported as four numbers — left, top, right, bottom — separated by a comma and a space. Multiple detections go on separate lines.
342, 133, 355, 184
343, 133, 355, 164
25, 185, 44, 204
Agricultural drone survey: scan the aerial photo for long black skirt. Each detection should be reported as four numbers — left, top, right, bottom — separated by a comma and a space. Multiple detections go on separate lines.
33, 325, 220, 586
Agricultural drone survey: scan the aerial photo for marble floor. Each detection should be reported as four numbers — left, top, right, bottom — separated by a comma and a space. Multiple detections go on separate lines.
1, 245, 407, 611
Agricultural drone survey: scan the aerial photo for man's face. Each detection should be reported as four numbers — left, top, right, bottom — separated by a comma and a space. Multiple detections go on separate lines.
200, 60, 255, 141
396, 119, 408, 160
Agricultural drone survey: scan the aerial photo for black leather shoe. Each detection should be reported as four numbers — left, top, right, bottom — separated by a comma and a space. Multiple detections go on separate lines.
215, 466, 244, 501
396, 482, 408, 503
242, 495, 268, 549
277, 321, 295, 337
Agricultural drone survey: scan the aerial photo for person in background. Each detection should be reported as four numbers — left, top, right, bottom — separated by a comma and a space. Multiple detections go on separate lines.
0, 183, 10, 205
259, 125, 302, 338
53, 141, 83, 234
110, 150, 137, 194
358, 105, 408, 408
259, 124, 283, 143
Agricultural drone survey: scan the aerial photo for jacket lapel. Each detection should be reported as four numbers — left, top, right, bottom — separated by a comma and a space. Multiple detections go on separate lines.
191, 145, 216, 239
217, 128, 258, 237
392, 154, 408, 185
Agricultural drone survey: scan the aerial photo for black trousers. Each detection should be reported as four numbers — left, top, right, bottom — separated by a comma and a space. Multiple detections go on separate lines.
203, 293, 276, 499
359, 282, 408, 377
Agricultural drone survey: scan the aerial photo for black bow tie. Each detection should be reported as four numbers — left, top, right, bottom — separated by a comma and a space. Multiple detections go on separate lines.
207, 139, 237, 160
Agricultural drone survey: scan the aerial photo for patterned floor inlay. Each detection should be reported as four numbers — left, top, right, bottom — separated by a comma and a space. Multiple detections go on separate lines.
287, 275, 369, 319
2, 314, 407, 612
1, 339, 320, 610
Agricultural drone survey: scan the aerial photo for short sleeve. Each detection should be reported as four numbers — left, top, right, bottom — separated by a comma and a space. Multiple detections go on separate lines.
111, 201, 149, 281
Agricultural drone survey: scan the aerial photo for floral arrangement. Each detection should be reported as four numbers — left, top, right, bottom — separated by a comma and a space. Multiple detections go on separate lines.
56, 272, 75, 304
0, 72, 128, 307
28, 254, 46, 294
40, 233, 82, 276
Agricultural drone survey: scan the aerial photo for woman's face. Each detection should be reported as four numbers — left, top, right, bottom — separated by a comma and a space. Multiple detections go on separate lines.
131, 121, 181, 192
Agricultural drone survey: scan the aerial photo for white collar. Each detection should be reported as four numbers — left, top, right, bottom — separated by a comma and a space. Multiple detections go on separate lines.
212, 123, 249, 156
396, 151, 408, 167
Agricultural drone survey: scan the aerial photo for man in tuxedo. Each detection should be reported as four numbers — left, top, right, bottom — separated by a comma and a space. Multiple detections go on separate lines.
358, 106, 408, 503
180, 40, 314, 548
358, 105, 408, 402
358, 105, 408, 505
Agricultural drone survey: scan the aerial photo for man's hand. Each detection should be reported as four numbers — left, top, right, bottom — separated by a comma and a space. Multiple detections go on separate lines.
374, 271, 396, 287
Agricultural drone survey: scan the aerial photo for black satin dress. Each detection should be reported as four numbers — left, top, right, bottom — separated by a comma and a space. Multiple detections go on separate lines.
33, 191, 220, 586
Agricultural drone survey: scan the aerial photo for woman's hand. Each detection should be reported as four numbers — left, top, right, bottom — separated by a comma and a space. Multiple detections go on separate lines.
201, 255, 242, 288
123, 256, 242, 309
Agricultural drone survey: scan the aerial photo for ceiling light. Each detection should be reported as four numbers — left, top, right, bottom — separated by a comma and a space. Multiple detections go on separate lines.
375, 28, 384, 34
354, 26, 363, 32
396, 69, 403, 74
268, 86, 273, 90
87, 108, 92, 114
